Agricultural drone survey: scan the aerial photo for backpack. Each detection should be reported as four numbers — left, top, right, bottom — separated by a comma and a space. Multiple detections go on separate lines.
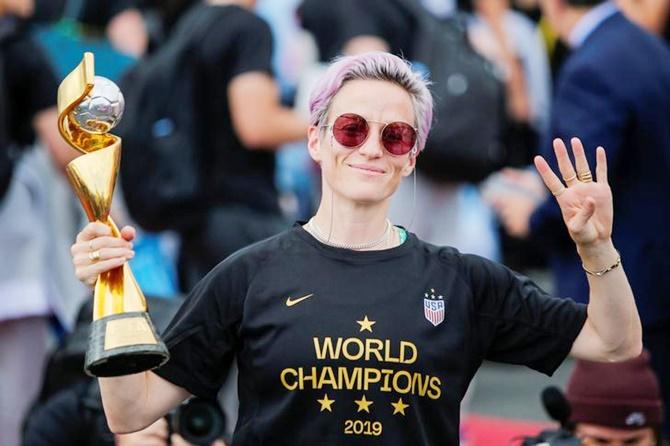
118, 8, 220, 232
395, 0, 507, 183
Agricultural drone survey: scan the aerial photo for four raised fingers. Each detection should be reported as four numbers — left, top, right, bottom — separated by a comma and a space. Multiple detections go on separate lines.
541, 137, 606, 193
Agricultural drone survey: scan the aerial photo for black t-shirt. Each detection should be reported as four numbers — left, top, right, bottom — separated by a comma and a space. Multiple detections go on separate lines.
182, 4, 279, 213
155, 225, 586, 445
300, 0, 417, 62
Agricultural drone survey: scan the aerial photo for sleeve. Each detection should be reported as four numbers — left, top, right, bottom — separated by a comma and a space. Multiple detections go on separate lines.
227, 12, 274, 79
529, 63, 627, 247
4, 35, 58, 146
464, 254, 587, 375
153, 257, 247, 399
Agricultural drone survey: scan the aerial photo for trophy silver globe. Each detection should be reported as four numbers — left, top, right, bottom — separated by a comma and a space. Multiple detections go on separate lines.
71, 76, 125, 134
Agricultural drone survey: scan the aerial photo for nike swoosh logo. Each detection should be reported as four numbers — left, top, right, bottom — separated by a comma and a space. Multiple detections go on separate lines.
286, 293, 315, 307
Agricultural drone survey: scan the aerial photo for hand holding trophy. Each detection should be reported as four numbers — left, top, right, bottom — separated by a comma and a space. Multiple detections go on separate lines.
58, 52, 169, 376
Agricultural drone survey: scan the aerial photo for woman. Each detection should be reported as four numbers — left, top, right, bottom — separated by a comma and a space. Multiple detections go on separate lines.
70, 52, 641, 445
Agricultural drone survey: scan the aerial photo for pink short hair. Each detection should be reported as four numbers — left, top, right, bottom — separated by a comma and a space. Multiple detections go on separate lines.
309, 52, 434, 153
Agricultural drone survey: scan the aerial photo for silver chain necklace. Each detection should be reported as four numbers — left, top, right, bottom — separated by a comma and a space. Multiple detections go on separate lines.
306, 218, 392, 250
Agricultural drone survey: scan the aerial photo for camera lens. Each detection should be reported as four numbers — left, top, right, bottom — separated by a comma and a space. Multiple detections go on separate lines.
184, 404, 214, 436
173, 398, 225, 446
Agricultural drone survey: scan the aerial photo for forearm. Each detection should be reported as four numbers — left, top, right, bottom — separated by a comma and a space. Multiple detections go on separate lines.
246, 107, 308, 150
99, 371, 189, 433
99, 373, 154, 433
228, 72, 309, 150
578, 239, 642, 360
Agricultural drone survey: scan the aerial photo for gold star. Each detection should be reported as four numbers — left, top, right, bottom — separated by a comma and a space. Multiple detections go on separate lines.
391, 397, 409, 416
354, 395, 374, 413
317, 394, 335, 412
356, 315, 376, 333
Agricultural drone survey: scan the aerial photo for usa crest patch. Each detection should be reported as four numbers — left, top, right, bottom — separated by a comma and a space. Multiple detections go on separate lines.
424, 289, 445, 326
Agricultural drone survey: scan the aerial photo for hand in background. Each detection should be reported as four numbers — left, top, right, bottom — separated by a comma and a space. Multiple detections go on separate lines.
483, 167, 545, 238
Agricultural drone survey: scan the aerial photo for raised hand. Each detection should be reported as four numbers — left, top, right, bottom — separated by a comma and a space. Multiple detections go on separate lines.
534, 137, 613, 247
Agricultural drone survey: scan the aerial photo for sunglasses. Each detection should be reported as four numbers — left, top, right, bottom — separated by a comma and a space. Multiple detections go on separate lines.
322, 113, 418, 156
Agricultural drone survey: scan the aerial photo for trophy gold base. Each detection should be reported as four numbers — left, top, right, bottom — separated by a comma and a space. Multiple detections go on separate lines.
85, 312, 169, 377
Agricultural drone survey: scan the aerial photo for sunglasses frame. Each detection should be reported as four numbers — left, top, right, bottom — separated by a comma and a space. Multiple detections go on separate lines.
320, 113, 418, 156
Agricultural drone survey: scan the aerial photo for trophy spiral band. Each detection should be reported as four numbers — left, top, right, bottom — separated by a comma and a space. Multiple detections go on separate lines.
57, 52, 169, 377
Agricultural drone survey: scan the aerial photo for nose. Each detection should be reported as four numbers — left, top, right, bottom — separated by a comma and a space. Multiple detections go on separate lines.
357, 125, 384, 158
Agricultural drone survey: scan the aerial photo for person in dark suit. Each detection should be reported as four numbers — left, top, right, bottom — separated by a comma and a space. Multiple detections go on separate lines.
490, 0, 670, 439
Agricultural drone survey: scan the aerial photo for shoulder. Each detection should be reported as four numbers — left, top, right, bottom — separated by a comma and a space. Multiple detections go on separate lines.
566, 14, 669, 76
414, 239, 512, 290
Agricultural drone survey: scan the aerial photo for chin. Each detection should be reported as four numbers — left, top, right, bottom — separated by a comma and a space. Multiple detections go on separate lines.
339, 181, 397, 204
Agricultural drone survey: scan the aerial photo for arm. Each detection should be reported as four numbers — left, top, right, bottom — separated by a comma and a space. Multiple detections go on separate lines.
72, 222, 238, 432
227, 72, 308, 150
100, 372, 190, 434
534, 138, 642, 361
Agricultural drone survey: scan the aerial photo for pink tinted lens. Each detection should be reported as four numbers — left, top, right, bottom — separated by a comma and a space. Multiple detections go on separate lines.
382, 122, 417, 155
332, 114, 369, 147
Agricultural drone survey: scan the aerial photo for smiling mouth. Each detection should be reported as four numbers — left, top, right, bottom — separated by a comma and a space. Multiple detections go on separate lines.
348, 164, 386, 174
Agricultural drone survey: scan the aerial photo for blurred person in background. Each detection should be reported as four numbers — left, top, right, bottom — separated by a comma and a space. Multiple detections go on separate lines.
488, 0, 670, 439
566, 350, 664, 446
468, 0, 552, 166
158, 0, 308, 291
0, 2, 92, 446
75, 0, 309, 292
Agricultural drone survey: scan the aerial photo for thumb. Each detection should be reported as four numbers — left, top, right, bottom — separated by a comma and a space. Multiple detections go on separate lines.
120, 225, 137, 242
568, 197, 596, 233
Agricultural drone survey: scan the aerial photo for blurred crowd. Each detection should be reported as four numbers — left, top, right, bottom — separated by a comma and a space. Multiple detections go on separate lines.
1, 0, 669, 445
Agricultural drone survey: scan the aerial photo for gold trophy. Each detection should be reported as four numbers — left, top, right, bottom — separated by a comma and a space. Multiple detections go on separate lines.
57, 52, 169, 377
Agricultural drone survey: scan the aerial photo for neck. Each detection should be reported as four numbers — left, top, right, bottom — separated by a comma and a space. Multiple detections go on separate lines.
311, 190, 392, 249
559, 7, 592, 42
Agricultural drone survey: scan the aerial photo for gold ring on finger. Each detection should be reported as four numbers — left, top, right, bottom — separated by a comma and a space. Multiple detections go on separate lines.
562, 174, 577, 183
552, 186, 566, 197
88, 250, 101, 262
578, 170, 593, 183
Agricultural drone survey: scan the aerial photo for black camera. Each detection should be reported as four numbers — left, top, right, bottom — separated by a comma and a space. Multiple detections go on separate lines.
521, 428, 581, 446
518, 386, 581, 446
169, 397, 226, 446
